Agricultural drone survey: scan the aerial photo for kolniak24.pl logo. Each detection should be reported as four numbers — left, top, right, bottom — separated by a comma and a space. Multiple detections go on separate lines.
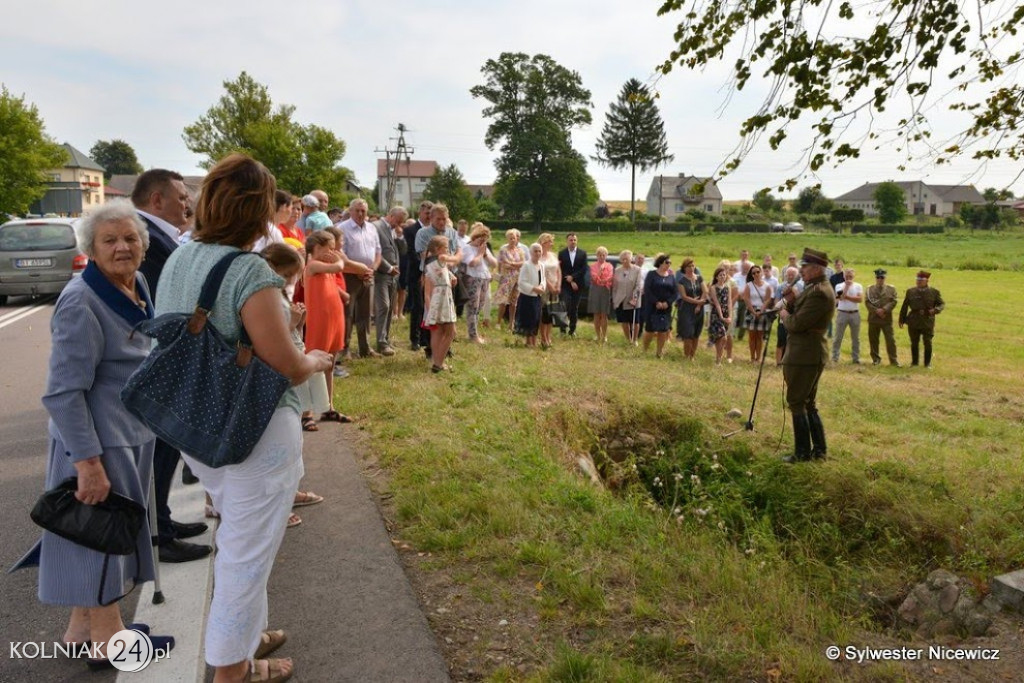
10, 629, 170, 672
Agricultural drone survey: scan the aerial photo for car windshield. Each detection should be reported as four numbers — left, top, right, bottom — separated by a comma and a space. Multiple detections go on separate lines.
0, 223, 77, 251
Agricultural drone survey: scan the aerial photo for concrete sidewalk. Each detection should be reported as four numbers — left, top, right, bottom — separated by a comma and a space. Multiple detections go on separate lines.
123, 425, 449, 682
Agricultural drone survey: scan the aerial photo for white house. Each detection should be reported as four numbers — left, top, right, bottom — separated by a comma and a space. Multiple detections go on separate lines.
834, 181, 985, 217
645, 174, 723, 219
376, 159, 438, 209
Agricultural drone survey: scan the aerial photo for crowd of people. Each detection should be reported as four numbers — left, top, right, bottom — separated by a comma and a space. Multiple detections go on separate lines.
21, 159, 948, 681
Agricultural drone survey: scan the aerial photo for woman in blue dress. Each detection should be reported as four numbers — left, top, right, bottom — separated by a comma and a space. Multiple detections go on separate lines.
28, 200, 174, 669
641, 253, 679, 358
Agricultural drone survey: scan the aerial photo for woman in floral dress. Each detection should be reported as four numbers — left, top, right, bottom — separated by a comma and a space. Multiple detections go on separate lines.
494, 229, 527, 330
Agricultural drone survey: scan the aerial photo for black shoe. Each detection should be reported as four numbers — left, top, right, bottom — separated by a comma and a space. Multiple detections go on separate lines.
170, 520, 208, 539
159, 539, 212, 563
410, 343, 420, 352
181, 465, 199, 485
424, 347, 432, 359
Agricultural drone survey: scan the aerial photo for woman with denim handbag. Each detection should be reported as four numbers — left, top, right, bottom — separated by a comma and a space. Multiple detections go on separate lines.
155, 154, 333, 683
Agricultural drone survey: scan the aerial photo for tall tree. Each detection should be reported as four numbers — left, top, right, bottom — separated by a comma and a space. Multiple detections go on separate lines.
594, 78, 674, 222
423, 164, 477, 221
794, 185, 834, 214
183, 71, 352, 198
90, 139, 143, 180
752, 188, 781, 213
0, 86, 68, 215
470, 52, 594, 225
657, 0, 1024, 188
874, 182, 908, 223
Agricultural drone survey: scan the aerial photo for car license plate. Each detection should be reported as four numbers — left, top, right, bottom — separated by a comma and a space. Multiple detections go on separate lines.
15, 258, 53, 268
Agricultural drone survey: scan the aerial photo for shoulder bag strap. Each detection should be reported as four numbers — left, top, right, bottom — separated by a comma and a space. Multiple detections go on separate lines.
189, 251, 265, 348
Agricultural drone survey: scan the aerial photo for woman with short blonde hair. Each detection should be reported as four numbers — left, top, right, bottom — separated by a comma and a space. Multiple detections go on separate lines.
460, 223, 497, 343
612, 249, 642, 344
588, 246, 614, 343
494, 229, 527, 331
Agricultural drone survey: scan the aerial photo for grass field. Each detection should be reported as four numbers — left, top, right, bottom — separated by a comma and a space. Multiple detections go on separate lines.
334, 232, 1024, 681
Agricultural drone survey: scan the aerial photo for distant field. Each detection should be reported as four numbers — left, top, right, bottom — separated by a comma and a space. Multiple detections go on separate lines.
511, 230, 1024, 272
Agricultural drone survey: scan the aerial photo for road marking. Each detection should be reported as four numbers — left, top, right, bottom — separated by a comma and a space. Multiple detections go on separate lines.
0, 302, 51, 330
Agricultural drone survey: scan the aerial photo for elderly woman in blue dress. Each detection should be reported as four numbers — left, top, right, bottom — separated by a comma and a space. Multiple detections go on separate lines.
31, 200, 174, 668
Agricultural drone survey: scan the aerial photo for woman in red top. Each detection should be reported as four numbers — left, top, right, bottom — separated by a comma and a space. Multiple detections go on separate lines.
277, 192, 305, 242
587, 246, 614, 343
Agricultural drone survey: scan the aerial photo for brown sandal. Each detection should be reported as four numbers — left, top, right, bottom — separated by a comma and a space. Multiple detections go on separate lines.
248, 657, 293, 683
301, 416, 318, 432
254, 630, 287, 659
319, 410, 353, 423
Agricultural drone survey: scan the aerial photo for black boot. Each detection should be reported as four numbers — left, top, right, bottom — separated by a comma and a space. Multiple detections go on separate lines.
911, 343, 919, 366
807, 410, 827, 460
782, 413, 812, 463
924, 346, 932, 368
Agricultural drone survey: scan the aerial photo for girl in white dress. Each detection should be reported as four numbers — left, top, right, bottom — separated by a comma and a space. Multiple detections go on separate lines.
422, 235, 458, 372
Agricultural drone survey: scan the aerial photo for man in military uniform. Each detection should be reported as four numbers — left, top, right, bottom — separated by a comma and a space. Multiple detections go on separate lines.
864, 268, 900, 366
899, 270, 944, 367
779, 248, 835, 463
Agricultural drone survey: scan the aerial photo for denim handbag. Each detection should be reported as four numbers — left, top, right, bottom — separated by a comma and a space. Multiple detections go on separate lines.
121, 251, 291, 468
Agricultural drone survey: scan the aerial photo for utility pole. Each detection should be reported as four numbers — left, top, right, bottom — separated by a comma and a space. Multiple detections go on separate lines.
374, 123, 415, 210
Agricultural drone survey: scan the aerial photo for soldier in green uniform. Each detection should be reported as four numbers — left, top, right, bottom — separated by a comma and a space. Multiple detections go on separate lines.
778, 248, 835, 463
864, 268, 900, 366
899, 270, 944, 367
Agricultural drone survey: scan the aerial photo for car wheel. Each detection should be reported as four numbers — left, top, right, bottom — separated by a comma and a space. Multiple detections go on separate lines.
0, 295, 7, 307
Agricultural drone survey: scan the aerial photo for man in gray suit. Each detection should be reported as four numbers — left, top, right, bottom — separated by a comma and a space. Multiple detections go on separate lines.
374, 206, 407, 356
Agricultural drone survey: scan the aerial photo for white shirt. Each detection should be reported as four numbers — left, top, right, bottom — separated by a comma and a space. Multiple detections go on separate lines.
251, 223, 284, 252
339, 218, 382, 267
461, 242, 494, 280
567, 248, 578, 266
136, 209, 180, 242
836, 282, 863, 312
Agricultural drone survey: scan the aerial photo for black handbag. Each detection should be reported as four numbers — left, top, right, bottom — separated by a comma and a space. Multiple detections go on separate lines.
121, 251, 292, 469
545, 295, 570, 330
30, 477, 145, 605
452, 270, 470, 307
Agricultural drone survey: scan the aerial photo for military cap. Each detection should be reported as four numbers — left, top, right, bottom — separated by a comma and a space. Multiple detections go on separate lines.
799, 247, 829, 267
874, 268, 887, 277
916, 270, 931, 279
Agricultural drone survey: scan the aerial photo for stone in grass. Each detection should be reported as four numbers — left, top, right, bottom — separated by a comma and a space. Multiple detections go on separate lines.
897, 569, 993, 638
726, 408, 743, 419
988, 569, 1024, 614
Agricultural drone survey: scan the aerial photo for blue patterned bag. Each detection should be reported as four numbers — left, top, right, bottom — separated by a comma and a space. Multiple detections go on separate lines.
121, 252, 291, 468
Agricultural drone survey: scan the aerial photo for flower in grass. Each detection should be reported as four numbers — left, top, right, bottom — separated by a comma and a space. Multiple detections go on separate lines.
745, 547, 756, 556
673, 507, 682, 515
653, 476, 663, 488
690, 474, 701, 485
717, 520, 726, 530
694, 508, 709, 517
673, 472, 683, 481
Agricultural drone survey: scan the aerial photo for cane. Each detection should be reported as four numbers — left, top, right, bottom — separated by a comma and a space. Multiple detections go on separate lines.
148, 472, 164, 604
724, 312, 777, 437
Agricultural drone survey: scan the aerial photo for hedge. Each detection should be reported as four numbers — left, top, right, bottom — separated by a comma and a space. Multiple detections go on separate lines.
850, 224, 945, 234
482, 220, 775, 234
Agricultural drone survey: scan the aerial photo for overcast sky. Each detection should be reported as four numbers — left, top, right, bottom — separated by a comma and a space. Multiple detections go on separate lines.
3, 0, 1021, 201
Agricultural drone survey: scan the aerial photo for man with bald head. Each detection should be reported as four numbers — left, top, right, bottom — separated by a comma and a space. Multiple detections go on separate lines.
778, 248, 835, 464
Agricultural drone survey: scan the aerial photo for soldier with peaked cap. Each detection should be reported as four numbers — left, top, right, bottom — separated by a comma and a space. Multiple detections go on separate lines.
865, 268, 900, 366
899, 270, 944, 367
778, 247, 835, 463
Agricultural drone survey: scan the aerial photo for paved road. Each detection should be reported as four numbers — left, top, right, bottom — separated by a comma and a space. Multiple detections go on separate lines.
0, 297, 449, 682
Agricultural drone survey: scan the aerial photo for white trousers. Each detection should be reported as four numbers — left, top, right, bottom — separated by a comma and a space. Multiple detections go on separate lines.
182, 408, 303, 667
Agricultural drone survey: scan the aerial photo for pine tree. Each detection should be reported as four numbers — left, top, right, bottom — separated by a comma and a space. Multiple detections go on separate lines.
594, 79, 673, 222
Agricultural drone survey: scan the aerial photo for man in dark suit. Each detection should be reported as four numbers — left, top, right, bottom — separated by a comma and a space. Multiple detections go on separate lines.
557, 233, 587, 336
131, 169, 212, 564
404, 200, 433, 351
